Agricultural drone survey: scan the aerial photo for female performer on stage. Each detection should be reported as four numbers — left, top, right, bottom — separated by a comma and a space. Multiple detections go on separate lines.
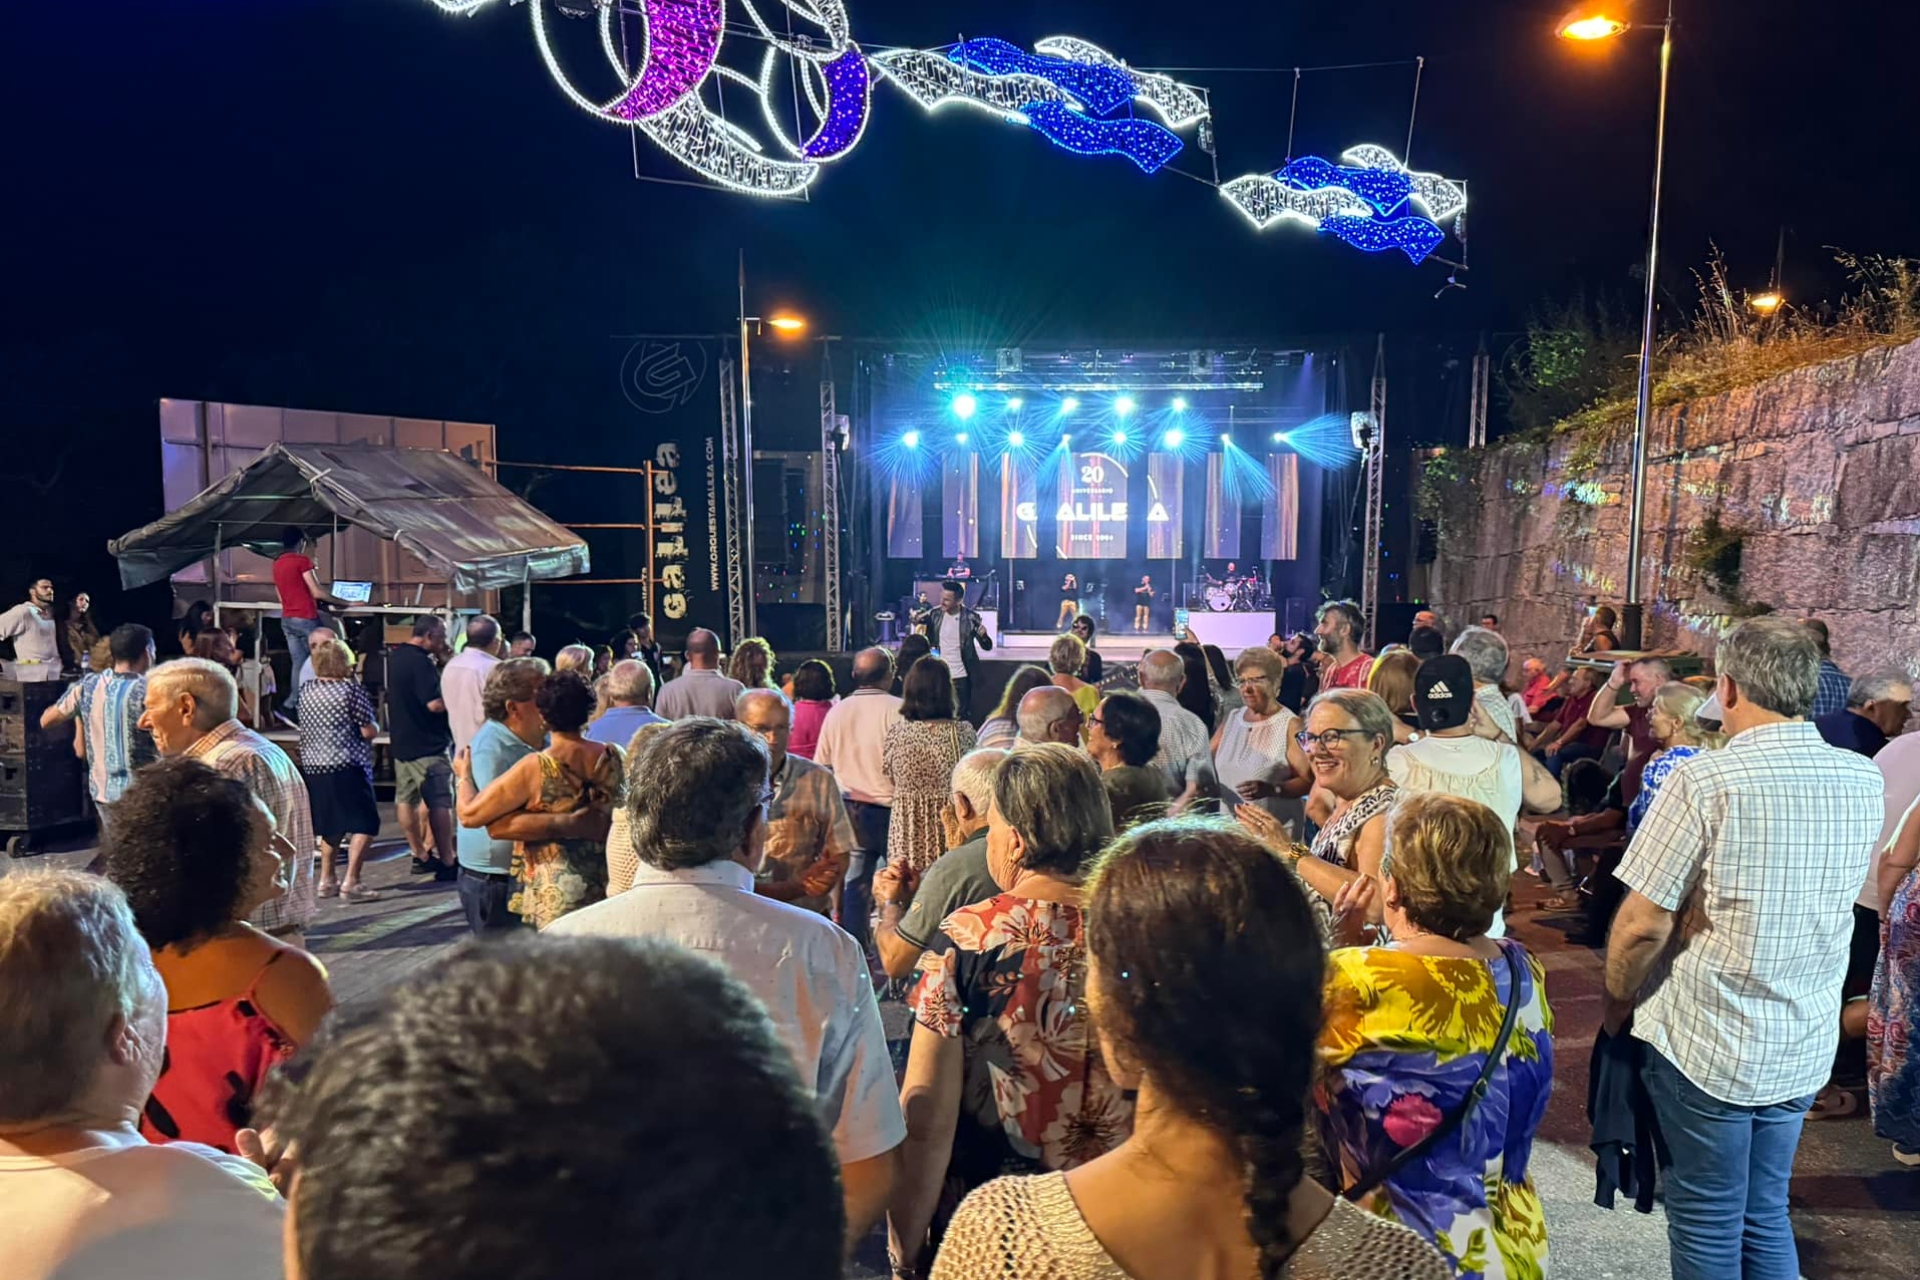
1057, 571, 1079, 630
1134, 576, 1153, 633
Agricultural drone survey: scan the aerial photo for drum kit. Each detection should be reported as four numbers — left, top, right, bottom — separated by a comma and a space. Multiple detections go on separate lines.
1199, 573, 1271, 613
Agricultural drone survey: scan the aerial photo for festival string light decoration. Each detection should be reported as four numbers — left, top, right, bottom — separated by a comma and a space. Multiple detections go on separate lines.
1220, 143, 1467, 264
421, 4, 1466, 267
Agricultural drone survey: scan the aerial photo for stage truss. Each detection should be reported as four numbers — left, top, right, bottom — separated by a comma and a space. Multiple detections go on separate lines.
718, 354, 748, 648
1361, 334, 1386, 651
820, 354, 844, 652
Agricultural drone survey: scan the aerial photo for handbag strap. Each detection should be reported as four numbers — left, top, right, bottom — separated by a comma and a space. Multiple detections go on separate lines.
1346, 945, 1527, 1203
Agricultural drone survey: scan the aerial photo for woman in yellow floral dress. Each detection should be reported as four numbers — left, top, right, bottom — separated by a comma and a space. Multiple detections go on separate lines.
1316, 792, 1553, 1280
455, 670, 623, 929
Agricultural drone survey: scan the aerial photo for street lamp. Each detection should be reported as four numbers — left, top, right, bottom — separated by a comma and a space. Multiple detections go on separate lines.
737, 248, 807, 637
1557, 0, 1673, 651
1748, 291, 1784, 315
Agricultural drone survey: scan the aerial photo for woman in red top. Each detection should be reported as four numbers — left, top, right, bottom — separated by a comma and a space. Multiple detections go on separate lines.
788, 659, 837, 760
275, 526, 348, 718
107, 756, 333, 1153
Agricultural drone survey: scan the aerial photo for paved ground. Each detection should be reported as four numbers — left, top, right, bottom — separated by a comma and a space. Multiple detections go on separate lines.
11, 813, 1916, 1277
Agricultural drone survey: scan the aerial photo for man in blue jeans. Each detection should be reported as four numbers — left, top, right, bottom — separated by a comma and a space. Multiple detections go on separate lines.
1605, 617, 1883, 1280
813, 648, 901, 956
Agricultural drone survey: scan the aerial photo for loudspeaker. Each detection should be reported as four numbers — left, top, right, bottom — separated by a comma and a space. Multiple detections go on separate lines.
0, 681, 91, 841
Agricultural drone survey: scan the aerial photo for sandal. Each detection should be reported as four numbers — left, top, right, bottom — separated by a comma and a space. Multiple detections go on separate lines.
341, 884, 383, 904
1541, 892, 1584, 912
1808, 1086, 1861, 1120
316, 882, 341, 899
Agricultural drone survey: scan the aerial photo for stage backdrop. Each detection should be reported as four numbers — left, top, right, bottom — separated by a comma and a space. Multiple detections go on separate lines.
1056, 452, 1128, 559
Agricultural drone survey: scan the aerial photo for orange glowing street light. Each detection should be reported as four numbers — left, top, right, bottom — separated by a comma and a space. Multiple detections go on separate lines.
767, 314, 808, 334
1556, 0, 1674, 651
1557, 11, 1631, 40
1748, 292, 1785, 314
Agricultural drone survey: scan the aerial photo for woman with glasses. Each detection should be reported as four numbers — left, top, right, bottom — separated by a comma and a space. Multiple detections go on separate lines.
1240, 688, 1397, 940
1087, 691, 1171, 830
1211, 648, 1311, 835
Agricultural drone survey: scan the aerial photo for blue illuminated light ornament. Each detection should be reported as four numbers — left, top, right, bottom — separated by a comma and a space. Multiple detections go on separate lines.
1278, 155, 1413, 216
1220, 142, 1465, 266
1016, 101, 1183, 174
873, 34, 1206, 175
949, 38, 1135, 115
1320, 213, 1447, 263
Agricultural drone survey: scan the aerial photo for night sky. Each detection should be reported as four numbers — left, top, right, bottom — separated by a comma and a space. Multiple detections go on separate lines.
6, 0, 1911, 624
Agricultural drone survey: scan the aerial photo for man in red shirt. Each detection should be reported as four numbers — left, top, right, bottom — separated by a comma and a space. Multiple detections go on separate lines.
274, 527, 350, 720
1313, 599, 1374, 691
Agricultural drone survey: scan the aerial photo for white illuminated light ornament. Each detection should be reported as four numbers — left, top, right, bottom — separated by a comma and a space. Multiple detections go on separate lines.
1031, 35, 1209, 128
869, 49, 1070, 117
508, 0, 868, 197
1220, 142, 1466, 264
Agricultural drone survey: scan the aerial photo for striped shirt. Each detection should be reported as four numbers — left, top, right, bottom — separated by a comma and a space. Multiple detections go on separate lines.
184, 720, 316, 935
54, 671, 156, 803
1616, 720, 1882, 1105
1812, 659, 1851, 719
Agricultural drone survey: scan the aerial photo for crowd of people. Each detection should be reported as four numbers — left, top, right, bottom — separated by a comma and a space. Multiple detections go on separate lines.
5, 566, 1918, 1280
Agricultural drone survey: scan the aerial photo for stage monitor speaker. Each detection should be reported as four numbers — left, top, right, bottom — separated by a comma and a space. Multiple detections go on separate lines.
0, 681, 91, 838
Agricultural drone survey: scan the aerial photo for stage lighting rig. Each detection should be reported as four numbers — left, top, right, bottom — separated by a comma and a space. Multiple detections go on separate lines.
902, 430, 921, 448
952, 393, 978, 420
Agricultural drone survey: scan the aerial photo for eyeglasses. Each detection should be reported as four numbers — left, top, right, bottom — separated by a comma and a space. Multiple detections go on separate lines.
1295, 729, 1372, 751
1087, 714, 1105, 728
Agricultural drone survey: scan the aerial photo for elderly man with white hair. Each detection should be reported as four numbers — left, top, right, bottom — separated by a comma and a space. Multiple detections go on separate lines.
1015, 685, 1083, 750
0, 872, 284, 1280
1450, 625, 1527, 743
1136, 648, 1210, 784
140, 657, 315, 946
737, 687, 855, 917
586, 658, 665, 748
870, 747, 1008, 981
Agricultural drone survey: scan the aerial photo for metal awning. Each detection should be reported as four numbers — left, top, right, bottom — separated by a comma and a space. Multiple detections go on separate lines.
109, 443, 589, 593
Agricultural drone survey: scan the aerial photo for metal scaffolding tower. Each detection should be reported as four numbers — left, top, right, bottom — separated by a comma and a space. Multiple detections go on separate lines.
819, 344, 844, 652
717, 355, 748, 649
1361, 335, 1387, 651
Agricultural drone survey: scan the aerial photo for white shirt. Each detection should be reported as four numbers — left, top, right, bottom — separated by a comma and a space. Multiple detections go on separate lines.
440, 646, 499, 754
0, 601, 61, 678
814, 688, 903, 805
1387, 733, 1524, 938
1140, 689, 1209, 785
547, 859, 906, 1164
937, 611, 967, 680
1865, 733, 1920, 912
0, 1129, 284, 1280
1473, 683, 1518, 742
1617, 720, 1883, 1105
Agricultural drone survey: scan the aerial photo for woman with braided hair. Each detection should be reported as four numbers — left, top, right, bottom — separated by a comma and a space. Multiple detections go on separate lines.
930, 817, 1448, 1280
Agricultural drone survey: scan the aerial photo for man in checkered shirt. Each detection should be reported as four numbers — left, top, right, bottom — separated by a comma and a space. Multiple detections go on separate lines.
1605, 617, 1881, 1280
140, 658, 317, 947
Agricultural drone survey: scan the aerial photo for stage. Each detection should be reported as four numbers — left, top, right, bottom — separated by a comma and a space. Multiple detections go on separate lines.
995, 610, 1276, 661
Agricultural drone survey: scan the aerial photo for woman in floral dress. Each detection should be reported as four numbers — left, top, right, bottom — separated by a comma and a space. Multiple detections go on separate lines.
455, 670, 622, 929
891, 745, 1131, 1277
1318, 793, 1554, 1280
883, 657, 978, 875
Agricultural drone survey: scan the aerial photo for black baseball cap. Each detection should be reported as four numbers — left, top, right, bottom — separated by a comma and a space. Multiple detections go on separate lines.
1414, 655, 1476, 732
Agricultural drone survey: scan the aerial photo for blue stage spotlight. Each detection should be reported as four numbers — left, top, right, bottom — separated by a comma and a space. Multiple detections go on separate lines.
956, 432, 970, 446
902, 430, 921, 449
1271, 430, 1288, 444
1114, 395, 1136, 418
1060, 432, 1072, 446
952, 393, 977, 421
1221, 433, 1233, 448
1111, 428, 1129, 445
1171, 396, 1188, 412
1007, 429, 1025, 448
1060, 397, 1080, 415
1163, 427, 1186, 448
1007, 396, 1025, 411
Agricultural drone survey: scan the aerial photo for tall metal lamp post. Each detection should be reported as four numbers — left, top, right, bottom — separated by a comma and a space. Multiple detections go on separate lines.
1557, 0, 1674, 650
736, 248, 806, 638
